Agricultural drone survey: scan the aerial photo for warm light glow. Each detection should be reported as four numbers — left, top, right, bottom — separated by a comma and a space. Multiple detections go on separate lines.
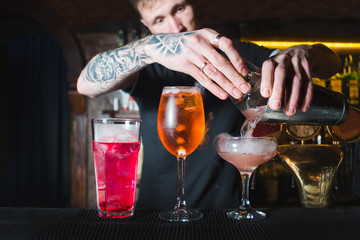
242, 40, 360, 51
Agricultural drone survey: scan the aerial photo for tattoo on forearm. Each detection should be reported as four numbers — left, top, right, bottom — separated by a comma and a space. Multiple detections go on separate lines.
148, 32, 193, 55
85, 40, 146, 83
84, 32, 193, 83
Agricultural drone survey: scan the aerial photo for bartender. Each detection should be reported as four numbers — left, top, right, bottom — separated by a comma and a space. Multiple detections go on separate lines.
77, 0, 341, 209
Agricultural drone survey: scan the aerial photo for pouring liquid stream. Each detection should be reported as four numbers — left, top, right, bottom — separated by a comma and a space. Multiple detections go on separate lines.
240, 106, 267, 137
239, 105, 268, 190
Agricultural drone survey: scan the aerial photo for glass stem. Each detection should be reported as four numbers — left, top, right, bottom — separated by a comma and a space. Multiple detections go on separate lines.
175, 156, 187, 210
240, 173, 252, 210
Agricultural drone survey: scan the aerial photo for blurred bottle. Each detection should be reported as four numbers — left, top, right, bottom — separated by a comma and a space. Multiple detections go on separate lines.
328, 74, 343, 94
312, 77, 327, 88
341, 55, 359, 106
117, 29, 126, 48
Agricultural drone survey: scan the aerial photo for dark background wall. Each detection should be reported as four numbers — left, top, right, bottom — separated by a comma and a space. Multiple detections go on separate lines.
2, 0, 360, 208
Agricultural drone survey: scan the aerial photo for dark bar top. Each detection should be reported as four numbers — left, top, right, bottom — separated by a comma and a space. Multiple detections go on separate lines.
1, 207, 360, 240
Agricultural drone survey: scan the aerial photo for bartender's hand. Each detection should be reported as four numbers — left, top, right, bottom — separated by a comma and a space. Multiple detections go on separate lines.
260, 45, 314, 116
144, 28, 249, 100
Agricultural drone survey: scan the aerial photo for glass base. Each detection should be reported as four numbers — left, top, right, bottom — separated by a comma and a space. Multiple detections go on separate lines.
227, 208, 266, 220
159, 208, 203, 222
97, 209, 134, 218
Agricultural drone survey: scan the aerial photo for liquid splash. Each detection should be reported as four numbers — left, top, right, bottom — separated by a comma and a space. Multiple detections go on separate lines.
240, 106, 267, 137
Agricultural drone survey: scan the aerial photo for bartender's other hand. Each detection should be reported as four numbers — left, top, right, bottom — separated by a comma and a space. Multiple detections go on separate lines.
145, 28, 249, 100
261, 45, 313, 116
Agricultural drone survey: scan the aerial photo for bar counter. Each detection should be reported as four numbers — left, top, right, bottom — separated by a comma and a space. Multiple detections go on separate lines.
1, 207, 360, 240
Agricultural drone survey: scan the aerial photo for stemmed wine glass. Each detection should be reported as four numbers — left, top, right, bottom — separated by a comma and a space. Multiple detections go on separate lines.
215, 134, 277, 220
157, 86, 205, 222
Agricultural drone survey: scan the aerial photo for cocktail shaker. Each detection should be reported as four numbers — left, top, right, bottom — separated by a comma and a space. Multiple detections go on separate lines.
231, 60, 349, 125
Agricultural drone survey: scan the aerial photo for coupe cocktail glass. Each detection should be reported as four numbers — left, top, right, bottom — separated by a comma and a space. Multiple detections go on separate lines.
216, 135, 277, 220
157, 86, 205, 222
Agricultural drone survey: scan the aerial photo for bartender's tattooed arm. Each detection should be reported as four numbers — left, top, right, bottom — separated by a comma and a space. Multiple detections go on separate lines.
84, 31, 194, 84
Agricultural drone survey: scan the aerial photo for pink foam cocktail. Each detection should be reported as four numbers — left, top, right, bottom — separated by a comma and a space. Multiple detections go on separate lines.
92, 118, 142, 218
218, 151, 276, 175
216, 135, 277, 220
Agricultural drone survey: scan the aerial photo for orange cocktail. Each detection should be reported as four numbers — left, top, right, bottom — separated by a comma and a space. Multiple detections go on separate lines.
157, 88, 205, 157
157, 86, 205, 222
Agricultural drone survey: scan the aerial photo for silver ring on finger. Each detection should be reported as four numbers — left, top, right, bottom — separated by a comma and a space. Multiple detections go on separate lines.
213, 34, 223, 48
201, 61, 210, 72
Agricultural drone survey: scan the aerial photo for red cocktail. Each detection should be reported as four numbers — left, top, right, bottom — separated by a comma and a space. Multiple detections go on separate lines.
92, 118, 142, 218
